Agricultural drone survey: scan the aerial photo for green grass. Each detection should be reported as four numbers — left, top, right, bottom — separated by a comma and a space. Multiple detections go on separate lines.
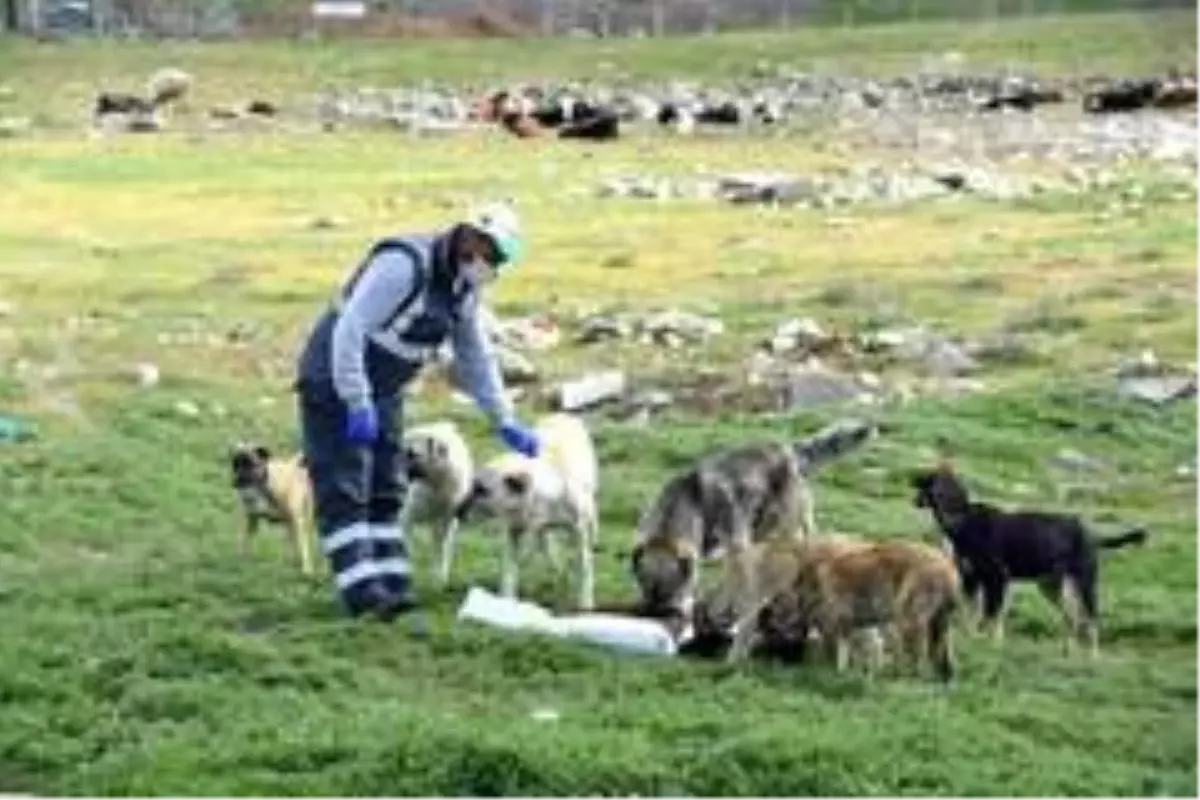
0, 10, 1196, 797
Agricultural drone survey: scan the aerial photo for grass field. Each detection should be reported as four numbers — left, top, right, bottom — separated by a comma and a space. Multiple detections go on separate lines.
0, 10, 1197, 797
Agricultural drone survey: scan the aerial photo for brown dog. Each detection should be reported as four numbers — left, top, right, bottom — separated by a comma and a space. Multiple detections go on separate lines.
720, 534, 961, 682
229, 443, 315, 576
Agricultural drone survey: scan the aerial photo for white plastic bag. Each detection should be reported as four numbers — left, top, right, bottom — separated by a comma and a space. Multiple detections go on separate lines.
456, 587, 678, 657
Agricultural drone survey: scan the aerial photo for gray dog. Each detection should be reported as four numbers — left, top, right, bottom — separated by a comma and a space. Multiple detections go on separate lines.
630, 418, 878, 622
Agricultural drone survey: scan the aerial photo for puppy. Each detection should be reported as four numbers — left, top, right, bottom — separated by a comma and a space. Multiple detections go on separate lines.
467, 413, 600, 610
398, 420, 475, 588
229, 443, 315, 576
629, 418, 878, 624
911, 458, 1148, 656
721, 534, 961, 681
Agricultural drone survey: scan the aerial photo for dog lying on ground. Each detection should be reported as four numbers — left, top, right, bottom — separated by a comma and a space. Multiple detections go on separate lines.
629, 417, 878, 625
910, 457, 1148, 656
717, 533, 961, 681
399, 420, 476, 589
466, 413, 600, 610
229, 443, 315, 576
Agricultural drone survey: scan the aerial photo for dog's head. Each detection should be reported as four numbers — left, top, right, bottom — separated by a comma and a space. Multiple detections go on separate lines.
229, 443, 271, 490
629, 540, 696, 616
467, 457, 535, 521
910, 464, 971, 514
402, 427, 456, 483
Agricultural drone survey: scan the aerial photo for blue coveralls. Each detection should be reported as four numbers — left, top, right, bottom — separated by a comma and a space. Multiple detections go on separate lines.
294, 232, 513, 616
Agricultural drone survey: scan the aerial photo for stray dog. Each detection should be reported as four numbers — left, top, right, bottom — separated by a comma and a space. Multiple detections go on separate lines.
910, 458, 1148, 656
467, 413, 600, 610
229, 443, 315, 576
721, 534, 961, 681
689, 533, 883, 667
398, 420, 475, 588
629, 417, 878, 622
1082, 79, 1159, 114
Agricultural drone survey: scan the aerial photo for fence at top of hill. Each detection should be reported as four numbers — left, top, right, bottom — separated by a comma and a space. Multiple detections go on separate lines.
1, 0, 1193, 39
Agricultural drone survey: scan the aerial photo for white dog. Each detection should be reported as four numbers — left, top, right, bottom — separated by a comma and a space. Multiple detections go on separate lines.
399, 420, 475, 588
468, 413, 600, 610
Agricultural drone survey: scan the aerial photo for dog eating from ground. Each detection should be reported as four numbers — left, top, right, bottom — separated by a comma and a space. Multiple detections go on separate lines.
398, 420, 476, 589
229, 443, 315, 576
628, 417, 879, 625
910, 456, 1148, 656
686, 533, 884, 668
716, 533, 961, 681
466, 413, 600, 610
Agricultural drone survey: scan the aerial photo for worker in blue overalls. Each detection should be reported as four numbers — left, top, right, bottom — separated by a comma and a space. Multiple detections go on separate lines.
295, 203, 540, 621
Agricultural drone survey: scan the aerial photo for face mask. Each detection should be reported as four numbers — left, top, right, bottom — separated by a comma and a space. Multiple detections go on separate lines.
459, 257, 496, 286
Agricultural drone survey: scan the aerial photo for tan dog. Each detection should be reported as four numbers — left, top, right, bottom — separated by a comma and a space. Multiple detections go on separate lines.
399, 420, 476, 588
229, 443, 315, 576
700, 534, 885, 668
467, 413, 600, 610
722, 534, 961, 682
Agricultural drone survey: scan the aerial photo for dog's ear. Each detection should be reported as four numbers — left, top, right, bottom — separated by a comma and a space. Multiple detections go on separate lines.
502, 472, 530, 495
253, 445, 271, 462
630, 543, 645, 575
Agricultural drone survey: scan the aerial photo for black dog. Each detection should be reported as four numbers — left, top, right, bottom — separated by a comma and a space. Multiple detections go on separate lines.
1082, 79, 1158, 114
910, 462, 1147, 655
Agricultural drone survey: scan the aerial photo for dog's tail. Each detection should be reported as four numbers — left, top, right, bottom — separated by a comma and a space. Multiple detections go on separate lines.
792, 418, 878, 473
1097, 527, 1149, 551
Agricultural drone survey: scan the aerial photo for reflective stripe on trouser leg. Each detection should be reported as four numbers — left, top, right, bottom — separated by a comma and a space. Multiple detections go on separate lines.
321, 522, 410, 609
367, 523, 410, 596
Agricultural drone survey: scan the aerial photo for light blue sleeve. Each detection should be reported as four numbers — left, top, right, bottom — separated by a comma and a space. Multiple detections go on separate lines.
330, 249, 419, 410
449, 299, 514, 429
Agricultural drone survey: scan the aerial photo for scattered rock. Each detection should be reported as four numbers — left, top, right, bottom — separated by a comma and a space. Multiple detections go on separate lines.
130, 362, 160, 388
778, 365, 866, 410
495, 347, 539, 386
1050, 447, 1105, 472
556, 370, 627, 412
921, 338, 980, 377
491, 314, 561, 352
716, 172, 817, 206
963, 333, 1038, 366
638, 311, 724, 347
768, 317, 831, 355
0, 117, 31, 138
576, 314, 632, 345
174, 399, 202, 419
1115, 349, 1165, 379
1117, 375, 1197, 406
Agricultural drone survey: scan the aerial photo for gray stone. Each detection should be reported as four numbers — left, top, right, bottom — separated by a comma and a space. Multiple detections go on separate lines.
496, 347, 539, 386
557, 371, 627, 412
1117, 375, 1197, 406
1050, 447, 1105, 472
778, 367, 864, 410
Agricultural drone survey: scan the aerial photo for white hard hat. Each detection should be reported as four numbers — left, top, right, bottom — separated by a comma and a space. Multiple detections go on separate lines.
466, 201, 524, 269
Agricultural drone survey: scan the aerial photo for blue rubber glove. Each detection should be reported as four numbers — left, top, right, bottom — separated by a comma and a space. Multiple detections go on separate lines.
498, 421, 539, 459
345, 404, 379, 445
